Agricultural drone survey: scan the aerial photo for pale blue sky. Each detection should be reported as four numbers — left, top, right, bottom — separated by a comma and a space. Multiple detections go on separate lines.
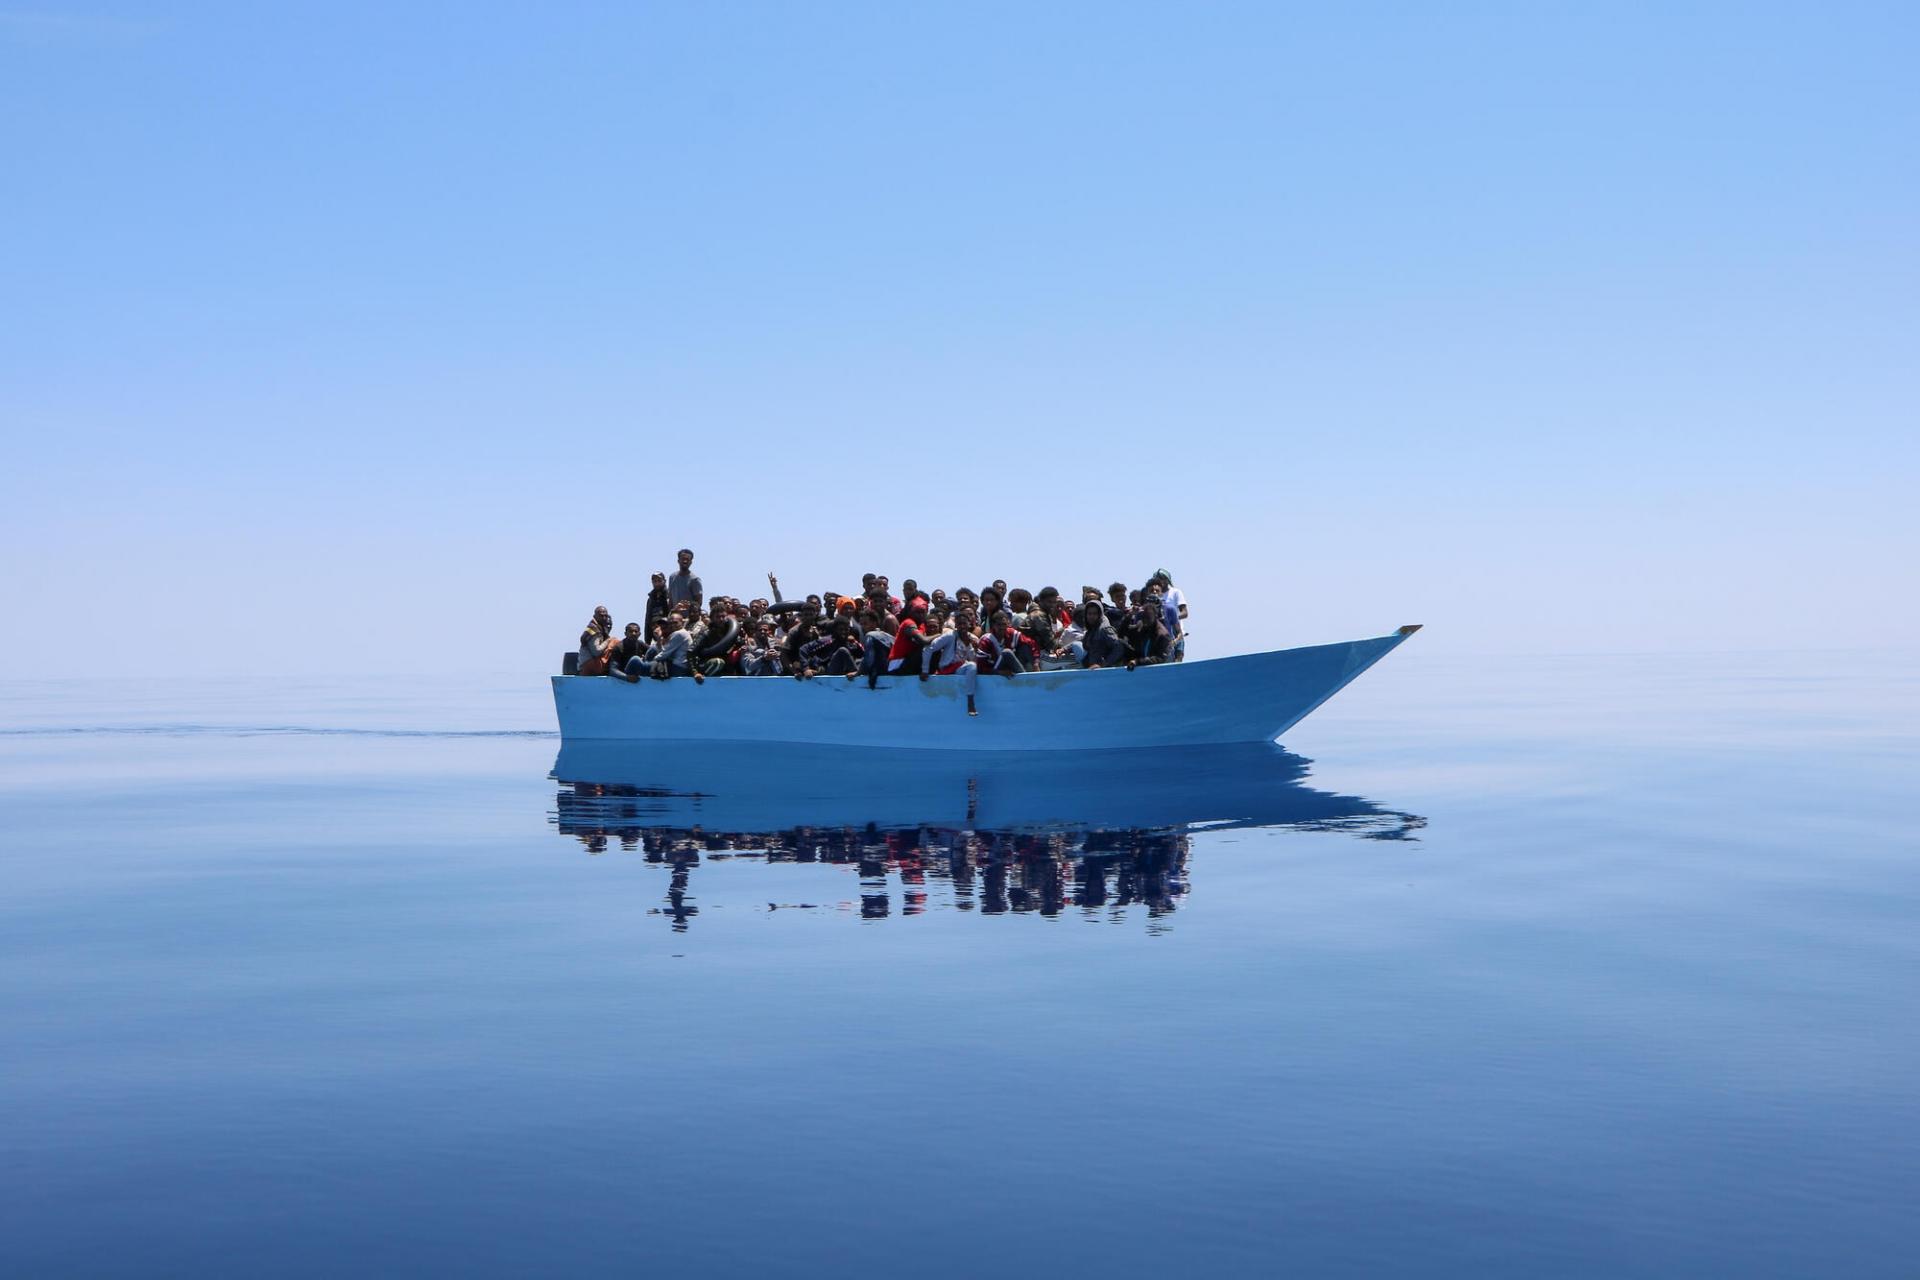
4, 2, 1915, 676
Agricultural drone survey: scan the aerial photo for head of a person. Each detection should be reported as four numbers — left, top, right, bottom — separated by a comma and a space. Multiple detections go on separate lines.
1082, 585, 1103, 604
677, 548, 694, 571
748, 598, 768, 617
980, 587, 1002, 613
858, 608, 879, 631
1037, 586, 1060, 611
1149, 571, 1172, 594
902, 579, 918, 599
709, 601, 727, 621
956, 609, 977, 635
1145, 587, 1164, 611
592, 605, 611, 629
625, 622, 642, 640
651, 572, 667, 590
806, 594, 822, 611
991, 609, 1013, 633
956, 586, 977, 607
992, 579, 1007, 595
755, 620, 775, 642
821, 591, 840, 613
907, 598, 928, 623
931, 588, 948, 607
1109, 581, 1127, 606
861, 572, 877, 592
830, 616, 852, 640
1080, 601, 1104, 627
800, 601, 822, 621
1128, 589, 1141, 606
1008, 588, 1032, 612
876, 575, 890, 592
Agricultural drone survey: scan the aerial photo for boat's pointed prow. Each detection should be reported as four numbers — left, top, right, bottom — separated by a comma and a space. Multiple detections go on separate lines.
1397, 624, 1423, 636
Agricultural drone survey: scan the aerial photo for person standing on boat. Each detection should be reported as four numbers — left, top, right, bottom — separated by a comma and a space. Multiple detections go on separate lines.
667, 548, 703, 613
637, 573, 668, 637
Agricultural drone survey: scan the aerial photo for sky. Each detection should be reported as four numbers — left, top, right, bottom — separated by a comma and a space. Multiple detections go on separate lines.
3, 1, 1916, 677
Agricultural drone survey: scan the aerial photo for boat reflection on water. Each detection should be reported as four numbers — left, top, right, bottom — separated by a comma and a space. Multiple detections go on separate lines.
549, 741, 1422, 932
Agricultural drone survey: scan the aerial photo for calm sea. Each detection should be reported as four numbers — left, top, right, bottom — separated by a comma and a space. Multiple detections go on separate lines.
3, 652, 1916, 1277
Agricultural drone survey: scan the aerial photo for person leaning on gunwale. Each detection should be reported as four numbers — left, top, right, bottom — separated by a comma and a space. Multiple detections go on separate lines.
573, 548, 1192, 708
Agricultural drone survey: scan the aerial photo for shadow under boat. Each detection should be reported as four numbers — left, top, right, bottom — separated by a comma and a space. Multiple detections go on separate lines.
549, 743, 1424, 931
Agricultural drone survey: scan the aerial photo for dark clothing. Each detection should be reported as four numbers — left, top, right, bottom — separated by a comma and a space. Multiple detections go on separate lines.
1081, 618, 1128, 668
613, 635, 648, 667
1122, 609, 1171, 663
799, 633, 859, 672
644, 587, 670, 634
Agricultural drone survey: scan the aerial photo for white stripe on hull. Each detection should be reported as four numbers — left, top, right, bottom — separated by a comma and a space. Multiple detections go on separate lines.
553, 632, 1411, 751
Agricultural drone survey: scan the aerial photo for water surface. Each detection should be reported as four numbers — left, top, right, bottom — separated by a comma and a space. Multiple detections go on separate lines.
3, 654, 1916, 1276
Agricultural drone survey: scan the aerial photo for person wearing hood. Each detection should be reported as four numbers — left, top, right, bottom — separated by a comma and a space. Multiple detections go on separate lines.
1077, 600, 1129, 669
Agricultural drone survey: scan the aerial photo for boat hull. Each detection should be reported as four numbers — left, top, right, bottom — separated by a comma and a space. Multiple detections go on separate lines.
552, 631, 1414, 750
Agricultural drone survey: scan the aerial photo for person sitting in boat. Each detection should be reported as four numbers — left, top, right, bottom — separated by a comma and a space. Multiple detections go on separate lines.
607, 621, 650, 682
884, 598, 935, 682
736, 619, 784, 676
643, 608, 704, 682
977, 610, 1026, 676
1104, 582, 1129, 630
1077, 601, 1129, 669
687, 601, 740, 676
921, 609, 983, 716
977, 586, 1006, 629
1120, 590, 1173, 666
796, 615, 861, 678
1148, 570, 1188, 661
778, 605, 820, 670
578, 606, 615, 676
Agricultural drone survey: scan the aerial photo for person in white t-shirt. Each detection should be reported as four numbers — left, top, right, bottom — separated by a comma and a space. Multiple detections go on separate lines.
1150, 569, 1188, 661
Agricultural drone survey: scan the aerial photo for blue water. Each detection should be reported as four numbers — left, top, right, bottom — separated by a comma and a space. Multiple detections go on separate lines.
3, 653, 1917, 1277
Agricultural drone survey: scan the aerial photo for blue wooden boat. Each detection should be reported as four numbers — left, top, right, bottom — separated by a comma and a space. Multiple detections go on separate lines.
552, 626, 1419, 750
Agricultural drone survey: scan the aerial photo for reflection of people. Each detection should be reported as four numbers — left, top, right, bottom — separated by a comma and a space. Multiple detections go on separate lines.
557, 789, 1205, 933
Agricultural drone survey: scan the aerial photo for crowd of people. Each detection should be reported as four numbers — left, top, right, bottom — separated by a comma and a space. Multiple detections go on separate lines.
575, 548, 1190, 713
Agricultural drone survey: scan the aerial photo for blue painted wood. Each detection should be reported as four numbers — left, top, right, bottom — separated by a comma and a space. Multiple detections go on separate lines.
552, 630, 1416, 750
